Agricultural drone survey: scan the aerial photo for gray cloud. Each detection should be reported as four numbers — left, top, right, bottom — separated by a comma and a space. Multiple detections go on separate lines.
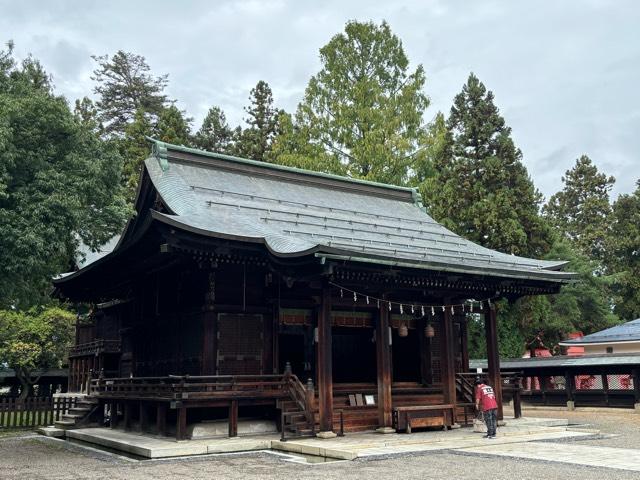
1, 0, 638, 198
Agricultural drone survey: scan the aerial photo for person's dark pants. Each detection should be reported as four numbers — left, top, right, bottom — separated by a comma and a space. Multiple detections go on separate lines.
483, 408, 498, 436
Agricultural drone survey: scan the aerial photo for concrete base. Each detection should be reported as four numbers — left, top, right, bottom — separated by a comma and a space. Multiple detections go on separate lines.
189, 419, 277, 439
497, 420, 506, 427
375, 426, 396, 434
449, 423, 461, 429
634, 403, 640, 413
316, 431, 338, 439
567, 400, 576, 411
37, 426, 66, 438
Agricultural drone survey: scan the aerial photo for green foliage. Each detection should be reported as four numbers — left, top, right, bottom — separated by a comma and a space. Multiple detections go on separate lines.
424, 73, 551, 257
234, 81, 281, 161
91, 51, 171, 136
154, 105, 191, 145
272, 20, 429, 185
194, 105, 234, 154
0, 44, 129, 307
0, 306, 75, 398
607, 180, 640, 319
119, 108, 154, 196
543, 155, 615, 263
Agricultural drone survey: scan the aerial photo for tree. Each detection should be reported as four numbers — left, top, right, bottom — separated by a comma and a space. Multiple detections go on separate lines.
273, 20, 429, 185
91, 51, 171, 136
234, 80, 281, 161
467, 240, 619, 359
607, 180, 640, 319
0, 306, 75, 398
543, 155, 615, 263
194, 105, 234, 153
0, 45, 129, 307
119, 108, 155, 196
154, 105, 191, 145
73, 96, 102, 134
424, 73, 551, 258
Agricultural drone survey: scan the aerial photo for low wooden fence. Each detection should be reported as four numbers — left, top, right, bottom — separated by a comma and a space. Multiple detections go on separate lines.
521, 370, 640, 408
0, 396, 79, 428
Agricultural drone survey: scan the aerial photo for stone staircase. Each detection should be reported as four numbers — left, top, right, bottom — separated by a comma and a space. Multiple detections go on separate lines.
54, 396, 101, 430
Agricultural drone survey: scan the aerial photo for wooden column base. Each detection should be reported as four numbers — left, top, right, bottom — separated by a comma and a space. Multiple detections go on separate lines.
316, 431, 338, 439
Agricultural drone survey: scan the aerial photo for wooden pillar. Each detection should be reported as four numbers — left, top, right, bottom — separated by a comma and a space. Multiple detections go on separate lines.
375, 301, 393, 430
156, 404, 167, 436
602, 373, 610, 407
201, 311, 217, 375
228, 400, 238, 437
123, 402, 132, 431
139, 402, 149, 433
460, 318, 470, 372
317, 284, 334, 435
565, 370, 575, 410
632, 369, 640, 407
485, 306, 503, 419
176, 406, 187, 441
110, 402, 119, 428
441, 304, 457, 412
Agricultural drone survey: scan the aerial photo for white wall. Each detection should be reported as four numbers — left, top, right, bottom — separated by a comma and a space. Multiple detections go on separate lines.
583, 342, 640, 355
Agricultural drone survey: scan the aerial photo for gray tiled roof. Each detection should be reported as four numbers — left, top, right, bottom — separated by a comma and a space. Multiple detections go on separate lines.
559, 319, 640, 345
470, 353, 640, 370
140, 141, 574, 283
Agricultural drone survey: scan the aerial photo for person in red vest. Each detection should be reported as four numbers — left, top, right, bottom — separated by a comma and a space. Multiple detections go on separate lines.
475, 378, 498, 438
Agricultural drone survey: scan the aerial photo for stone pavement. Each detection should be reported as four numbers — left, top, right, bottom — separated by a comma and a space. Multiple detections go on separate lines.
462, 441, 640, 472
63, 416, 595, 460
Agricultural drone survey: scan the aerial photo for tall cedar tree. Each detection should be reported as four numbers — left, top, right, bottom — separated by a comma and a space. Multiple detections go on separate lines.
0, 45, 129, 307
424, 73, 551, 258
234, 81, 280, 161
91, 51, 171, 136
607, 180, 640, 319
543, 155, 615, 263
154, 105, 191, 145
272, 20, 429, 184
194, 106, 234, 153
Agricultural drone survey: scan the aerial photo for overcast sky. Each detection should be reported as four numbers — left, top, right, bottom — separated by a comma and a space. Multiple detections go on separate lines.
2, 0, 639, 199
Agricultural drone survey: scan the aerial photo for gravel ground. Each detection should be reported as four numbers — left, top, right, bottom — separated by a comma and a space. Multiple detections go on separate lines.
1, 434, 639, 480
520, 408, 640, 449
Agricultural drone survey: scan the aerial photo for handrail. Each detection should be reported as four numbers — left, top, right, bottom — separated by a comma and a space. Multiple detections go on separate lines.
69, 339, 121, 357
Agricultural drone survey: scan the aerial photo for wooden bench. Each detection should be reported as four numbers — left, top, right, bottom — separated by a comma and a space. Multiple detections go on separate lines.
393, 404, 455, 433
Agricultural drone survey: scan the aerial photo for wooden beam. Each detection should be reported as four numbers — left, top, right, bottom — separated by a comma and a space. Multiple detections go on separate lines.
441, 306, 457, 412
486, 305, 503, 419
201, 310, 217, 375
123, 402, 132, 431
317, 284, 334, 434
375, 301, 393, 429
139, 402, 149, 433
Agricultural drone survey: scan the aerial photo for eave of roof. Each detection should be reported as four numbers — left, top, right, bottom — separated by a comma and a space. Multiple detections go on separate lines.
559, 319, 640, 345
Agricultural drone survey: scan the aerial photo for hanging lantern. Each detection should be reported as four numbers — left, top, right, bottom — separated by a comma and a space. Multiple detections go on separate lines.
366, 296, 370, 305
421, 305, 425, 317
400, 304, 404, 315
451, 305, 454, 315
431, 306, 435, 316
424, 323, 435, 338
411, 305, 415, 314
399, 322, 409, 337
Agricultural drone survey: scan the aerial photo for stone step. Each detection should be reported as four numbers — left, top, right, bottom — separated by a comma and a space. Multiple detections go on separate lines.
38, 426, 66, 438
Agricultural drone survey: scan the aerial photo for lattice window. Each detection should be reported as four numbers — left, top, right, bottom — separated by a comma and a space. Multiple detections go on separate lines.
217, 314, 263, 375
607, 374, 634, 390
574, 375, 603, 390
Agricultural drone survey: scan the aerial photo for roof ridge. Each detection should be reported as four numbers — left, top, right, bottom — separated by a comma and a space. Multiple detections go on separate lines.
148, 137, 420, 197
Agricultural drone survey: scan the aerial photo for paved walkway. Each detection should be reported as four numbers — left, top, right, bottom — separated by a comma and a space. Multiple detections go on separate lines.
462, 441, 640, 472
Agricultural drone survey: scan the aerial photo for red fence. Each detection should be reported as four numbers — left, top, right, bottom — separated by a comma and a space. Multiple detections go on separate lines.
0, 396, 79, 428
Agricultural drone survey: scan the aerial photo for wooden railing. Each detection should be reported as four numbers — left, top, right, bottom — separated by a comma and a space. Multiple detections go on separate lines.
90, 374, 291, 401
457, 372, 523, 418
0, 396, 80, 428
69, 340, 121, 358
